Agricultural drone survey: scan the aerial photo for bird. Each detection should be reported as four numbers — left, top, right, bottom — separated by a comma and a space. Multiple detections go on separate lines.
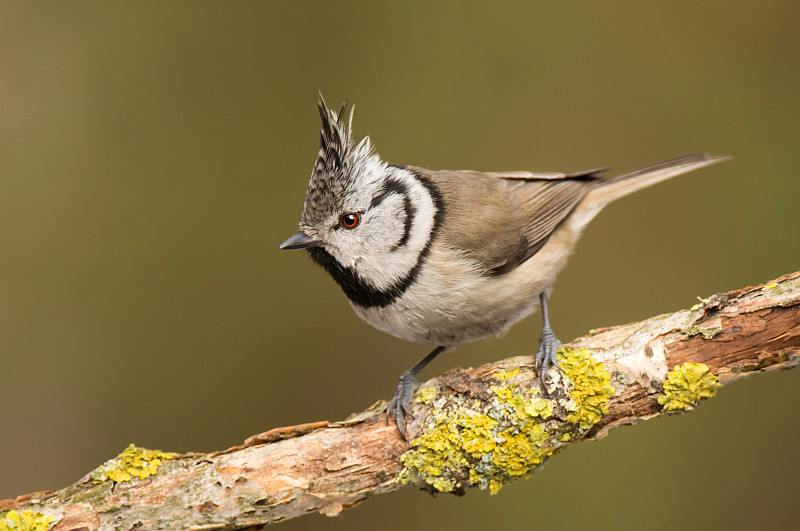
279, 96, 729, 439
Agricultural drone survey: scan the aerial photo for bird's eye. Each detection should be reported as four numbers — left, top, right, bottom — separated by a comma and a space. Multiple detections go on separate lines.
340, 213, 360, 229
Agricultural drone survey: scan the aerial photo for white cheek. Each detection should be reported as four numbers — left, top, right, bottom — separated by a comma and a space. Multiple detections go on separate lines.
362, 196, 405, 245
323, 209, 398, 269
352, 173, 437, 290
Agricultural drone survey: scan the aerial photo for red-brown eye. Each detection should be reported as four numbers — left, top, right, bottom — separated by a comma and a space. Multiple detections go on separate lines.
340, 213, 360, 229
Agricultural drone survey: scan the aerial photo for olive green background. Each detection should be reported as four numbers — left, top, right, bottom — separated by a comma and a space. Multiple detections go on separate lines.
1, 2, 799, 529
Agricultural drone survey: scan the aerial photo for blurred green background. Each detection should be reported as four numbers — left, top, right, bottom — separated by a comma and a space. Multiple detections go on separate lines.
1, 2, 799, 529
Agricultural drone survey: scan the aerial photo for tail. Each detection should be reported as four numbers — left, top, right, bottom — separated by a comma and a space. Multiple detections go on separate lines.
582, 153, 731, 209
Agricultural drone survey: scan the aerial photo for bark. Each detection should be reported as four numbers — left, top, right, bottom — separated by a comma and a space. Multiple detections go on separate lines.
2, 272, 799, 530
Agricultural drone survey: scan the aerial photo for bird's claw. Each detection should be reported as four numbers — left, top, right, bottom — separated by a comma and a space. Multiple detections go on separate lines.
386, 370, 418, 441
535, 325, 562, 388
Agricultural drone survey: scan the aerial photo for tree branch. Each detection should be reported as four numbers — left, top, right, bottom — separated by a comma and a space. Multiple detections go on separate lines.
3, 272, 799, 530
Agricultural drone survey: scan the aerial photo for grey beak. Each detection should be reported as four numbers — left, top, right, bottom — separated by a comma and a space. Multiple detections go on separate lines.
279, 232, 320, 250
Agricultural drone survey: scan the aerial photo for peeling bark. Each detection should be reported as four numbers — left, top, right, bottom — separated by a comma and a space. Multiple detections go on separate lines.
2, 272, 799, 530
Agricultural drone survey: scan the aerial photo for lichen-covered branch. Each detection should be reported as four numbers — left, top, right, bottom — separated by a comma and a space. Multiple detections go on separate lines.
2, 272, 799, 531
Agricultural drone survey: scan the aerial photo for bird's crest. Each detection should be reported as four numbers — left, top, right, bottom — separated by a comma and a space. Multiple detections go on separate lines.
303, 94, 377, 220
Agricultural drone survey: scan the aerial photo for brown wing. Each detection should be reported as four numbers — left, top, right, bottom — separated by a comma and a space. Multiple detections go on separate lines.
493, 178, 592, 273
413, 166, 604, 275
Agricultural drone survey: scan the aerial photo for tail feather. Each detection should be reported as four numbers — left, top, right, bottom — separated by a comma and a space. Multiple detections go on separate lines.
583, 153, 731, 209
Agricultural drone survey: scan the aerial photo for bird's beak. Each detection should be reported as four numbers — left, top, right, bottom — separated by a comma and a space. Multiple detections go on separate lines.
278, 232, 321, 250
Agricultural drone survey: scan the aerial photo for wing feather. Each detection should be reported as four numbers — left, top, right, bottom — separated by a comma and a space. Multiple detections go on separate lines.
412, 167, 600, 275
406, 154, 728, 276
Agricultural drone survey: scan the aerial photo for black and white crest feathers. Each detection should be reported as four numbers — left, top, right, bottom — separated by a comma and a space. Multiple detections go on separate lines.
314, 96, 351, 178
302, 95, 377, 224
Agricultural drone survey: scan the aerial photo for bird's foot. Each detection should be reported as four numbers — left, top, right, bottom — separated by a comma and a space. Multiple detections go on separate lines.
535, 325, 562, 389
386, 370, 419, 441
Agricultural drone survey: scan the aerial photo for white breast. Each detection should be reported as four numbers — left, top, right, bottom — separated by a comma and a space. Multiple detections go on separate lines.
351, 219, 583, 346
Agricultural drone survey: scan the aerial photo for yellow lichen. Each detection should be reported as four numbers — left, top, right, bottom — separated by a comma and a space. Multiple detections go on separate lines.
90, 443, 174, 484
494, 369, 519, 380
492, 424, 549, 478
397, 415, 468, 492
0, 510, 53, 531
658, 362, 721, 411
489, 385, 554, 423
400, 371, 557, 494
399, 348, 615, 495
415, 385, 436, 404
522, 396, 554, 419
460, 414, 498, 457
690, 296, 712, 311
558, 348, 616, 431
488, 384, 513, 402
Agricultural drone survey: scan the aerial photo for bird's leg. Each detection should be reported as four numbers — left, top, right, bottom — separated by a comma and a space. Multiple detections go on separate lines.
387, 345, 448, 440
535, 291, 562, 386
